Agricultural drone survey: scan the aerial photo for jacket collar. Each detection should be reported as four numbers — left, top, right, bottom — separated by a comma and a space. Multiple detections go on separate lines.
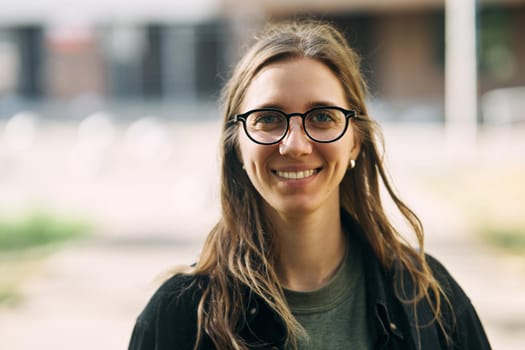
344, 212, 442, 350
242, 290, 288, 348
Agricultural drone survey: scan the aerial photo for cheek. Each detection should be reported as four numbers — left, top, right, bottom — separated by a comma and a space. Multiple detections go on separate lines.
235, 130, 276, 195
325, 137, 354, 161
237, 135, 267, 171
236, 130, 251, 165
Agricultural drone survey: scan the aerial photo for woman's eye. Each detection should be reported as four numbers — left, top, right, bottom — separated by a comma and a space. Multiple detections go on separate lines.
247, 112, 285, 131
252, 112, 285, 125
311, 112, 334, 122
256, 115, 279, 123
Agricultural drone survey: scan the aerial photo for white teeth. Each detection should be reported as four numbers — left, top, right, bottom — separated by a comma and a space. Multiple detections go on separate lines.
276, 169, 316, 179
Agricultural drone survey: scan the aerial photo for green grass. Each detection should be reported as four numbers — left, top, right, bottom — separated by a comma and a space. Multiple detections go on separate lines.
0, 210, 91, 252
421, 164, 525, 257
0, 252, 46, 307
0, 210, 93, 306
0, 285, 17, 305
482, 229, 525, 256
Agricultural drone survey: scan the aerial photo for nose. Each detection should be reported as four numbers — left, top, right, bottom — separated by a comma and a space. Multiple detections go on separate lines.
279, 117, 312, 157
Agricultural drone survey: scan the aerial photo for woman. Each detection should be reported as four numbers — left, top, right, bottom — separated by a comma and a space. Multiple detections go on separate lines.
129, 21, 491, 350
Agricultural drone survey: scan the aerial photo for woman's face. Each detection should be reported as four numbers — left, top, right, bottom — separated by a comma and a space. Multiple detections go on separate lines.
237, 57, 360, 217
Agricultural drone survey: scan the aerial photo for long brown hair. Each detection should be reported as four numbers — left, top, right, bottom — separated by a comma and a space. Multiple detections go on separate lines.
189, 20, 450, 349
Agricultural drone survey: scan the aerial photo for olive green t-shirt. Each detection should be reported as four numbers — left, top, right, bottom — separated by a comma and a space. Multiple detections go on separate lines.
284, 245, 371, 349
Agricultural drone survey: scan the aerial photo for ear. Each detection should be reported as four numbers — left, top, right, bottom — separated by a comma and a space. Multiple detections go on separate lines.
350, 138, 361, 161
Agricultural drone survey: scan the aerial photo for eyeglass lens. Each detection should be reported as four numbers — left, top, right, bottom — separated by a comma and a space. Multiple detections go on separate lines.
244, 108, 347, 143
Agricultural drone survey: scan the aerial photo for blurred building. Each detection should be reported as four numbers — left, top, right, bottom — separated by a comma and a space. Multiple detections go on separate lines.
0, 0, 523, 122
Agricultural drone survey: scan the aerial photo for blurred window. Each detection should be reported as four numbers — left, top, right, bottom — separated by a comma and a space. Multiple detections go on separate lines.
142, 24, 163, 98
479, 7, 516, 82
0, 35, 19, 94
16, 26, 44, 98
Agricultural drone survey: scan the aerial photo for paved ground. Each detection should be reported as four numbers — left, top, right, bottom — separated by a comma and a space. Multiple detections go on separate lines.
1, 214, 524, 349
0, 122, 524, 349
403, 181, 525, 350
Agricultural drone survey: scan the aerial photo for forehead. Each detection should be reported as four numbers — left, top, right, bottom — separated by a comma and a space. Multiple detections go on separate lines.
241, 57, 347, 112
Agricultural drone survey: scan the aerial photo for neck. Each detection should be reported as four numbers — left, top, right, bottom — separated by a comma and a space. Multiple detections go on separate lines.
270, 208, 347, 291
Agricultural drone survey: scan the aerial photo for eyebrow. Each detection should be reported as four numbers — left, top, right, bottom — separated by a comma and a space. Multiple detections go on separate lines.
252, 100, 341, 111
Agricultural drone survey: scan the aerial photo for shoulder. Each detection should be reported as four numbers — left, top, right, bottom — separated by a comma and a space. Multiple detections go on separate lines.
128, 273, 209, 350
393, 251, 471, 305
424, 254, 471, 307
139, 273, 208, 319
424, 254, 492, 349
423, 253, 483, 315
407, 253, 475, 318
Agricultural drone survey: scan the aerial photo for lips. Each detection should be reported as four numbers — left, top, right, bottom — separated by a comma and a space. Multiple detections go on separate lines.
273, 168, 320, 180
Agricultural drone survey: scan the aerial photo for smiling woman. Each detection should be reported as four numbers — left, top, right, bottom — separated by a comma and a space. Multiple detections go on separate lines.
236, 58, 359, 219
128, 20, 491, 350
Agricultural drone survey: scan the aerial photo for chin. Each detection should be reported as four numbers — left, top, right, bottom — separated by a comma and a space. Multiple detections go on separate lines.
271, 200, 321, 217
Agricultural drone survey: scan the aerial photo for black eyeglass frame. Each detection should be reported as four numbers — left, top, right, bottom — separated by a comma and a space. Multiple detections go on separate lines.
233, 106, 357, 145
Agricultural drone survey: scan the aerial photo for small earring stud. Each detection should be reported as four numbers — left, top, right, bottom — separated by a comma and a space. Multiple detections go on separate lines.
349, 159, 356, 169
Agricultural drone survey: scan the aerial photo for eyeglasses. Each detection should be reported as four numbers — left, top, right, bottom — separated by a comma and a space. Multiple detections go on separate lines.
234, 106, 356, 145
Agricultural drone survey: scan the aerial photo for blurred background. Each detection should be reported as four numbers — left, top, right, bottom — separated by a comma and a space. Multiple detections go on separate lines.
0, 0, 524, 349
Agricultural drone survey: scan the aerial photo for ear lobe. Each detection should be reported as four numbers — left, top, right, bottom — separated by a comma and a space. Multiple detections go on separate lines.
349, 124, 362, 156
350, 140, 361, 161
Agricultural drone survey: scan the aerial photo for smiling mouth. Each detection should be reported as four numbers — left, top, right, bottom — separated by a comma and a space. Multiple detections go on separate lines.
274, 168, 320, 180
